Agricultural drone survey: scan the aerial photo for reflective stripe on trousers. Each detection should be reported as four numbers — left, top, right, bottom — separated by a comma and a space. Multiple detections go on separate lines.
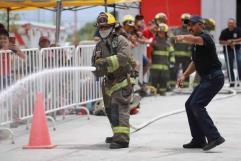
106, 78, 135, 96
150, 64, 169, 70
113, 126, 130, 134
175, 51, 191, 57
153, 51, 169, 56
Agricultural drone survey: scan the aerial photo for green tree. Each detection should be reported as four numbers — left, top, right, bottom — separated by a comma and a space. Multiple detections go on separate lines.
67, 21, 96, 43
78, 21, 96, 41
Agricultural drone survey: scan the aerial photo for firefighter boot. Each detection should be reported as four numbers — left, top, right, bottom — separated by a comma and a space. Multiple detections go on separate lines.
105, 137, 113, 143
109, 142, 129, 149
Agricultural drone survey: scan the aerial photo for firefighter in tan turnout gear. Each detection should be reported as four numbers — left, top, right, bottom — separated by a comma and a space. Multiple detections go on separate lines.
150, 23, 175, 95
170, 13, 192, 87
92, 12, 136, 149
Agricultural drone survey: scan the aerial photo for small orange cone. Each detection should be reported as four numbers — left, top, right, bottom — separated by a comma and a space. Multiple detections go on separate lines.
78, 99, 88, 115
130, 107, 139, 115
78, 108, 88, 115
23, 92, 56, 149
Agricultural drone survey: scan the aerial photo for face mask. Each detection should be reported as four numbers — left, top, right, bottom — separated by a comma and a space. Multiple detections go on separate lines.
182, 21, 187, 28
99, 27, 113, 39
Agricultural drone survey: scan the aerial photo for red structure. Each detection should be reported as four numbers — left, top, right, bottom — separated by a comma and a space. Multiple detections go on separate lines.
141, 0, 201, 27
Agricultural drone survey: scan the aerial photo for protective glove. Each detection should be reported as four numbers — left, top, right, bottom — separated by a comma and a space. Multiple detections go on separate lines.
95, 58, 108, 76
96, 58, 108, 66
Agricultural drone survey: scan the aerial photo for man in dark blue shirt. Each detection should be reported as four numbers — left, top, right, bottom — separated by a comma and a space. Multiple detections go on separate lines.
219, 18, 241, 87
176, 16, 225, 151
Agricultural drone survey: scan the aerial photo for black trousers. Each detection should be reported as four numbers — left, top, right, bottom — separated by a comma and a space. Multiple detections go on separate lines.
185, 70, 224, 142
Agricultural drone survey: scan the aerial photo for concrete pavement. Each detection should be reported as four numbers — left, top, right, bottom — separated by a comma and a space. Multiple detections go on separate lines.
0, 93, 241, 161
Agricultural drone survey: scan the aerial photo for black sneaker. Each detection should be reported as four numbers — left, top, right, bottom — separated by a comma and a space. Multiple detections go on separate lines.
109, 142, 129, 149
203, 136, 225, 151
229, 83, 235, 87
105, 137, 113, 144
183, 139, 207, 149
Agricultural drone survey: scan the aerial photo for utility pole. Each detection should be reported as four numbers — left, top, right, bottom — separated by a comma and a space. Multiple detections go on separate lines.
74, 10, 79, 46
104, 0, 108, 12
55, 0, 62, 45
7, 8, 10, 32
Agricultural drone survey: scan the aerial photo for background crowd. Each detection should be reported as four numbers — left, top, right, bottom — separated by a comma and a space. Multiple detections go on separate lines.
93, 12, 241, 95
1, 12, 241, 94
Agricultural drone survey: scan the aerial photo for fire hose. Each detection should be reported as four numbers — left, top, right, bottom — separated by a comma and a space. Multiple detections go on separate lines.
130, 88, 237, 133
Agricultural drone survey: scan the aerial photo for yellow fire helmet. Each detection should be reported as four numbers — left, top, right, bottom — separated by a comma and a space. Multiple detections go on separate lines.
204, 18, 216, 31
96, 12, 116, 27
155, 12, 167, 20
206, 18, 216, 26
181, 13, 191, 20
123, 15, 135, 23
155, 12, 167, 21
157, 23, 168, 32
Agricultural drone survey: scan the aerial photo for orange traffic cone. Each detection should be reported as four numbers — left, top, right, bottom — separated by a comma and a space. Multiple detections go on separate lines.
23, 92, 56, 149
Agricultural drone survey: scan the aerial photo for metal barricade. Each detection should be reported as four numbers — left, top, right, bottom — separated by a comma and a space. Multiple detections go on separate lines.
0, 49, 40, 124
0, 46, 102, 142
132, 45, 145, 84
0, 49, 40, 91
40, 46, 76, 116
75, 44, 95, 66
75, 45, 102, 106
0, 50, 14, 129
221, 44, 241, 88
0, 49, 40, 143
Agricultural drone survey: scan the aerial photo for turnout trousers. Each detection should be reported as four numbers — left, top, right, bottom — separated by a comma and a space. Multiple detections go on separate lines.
102, 81, 132, 144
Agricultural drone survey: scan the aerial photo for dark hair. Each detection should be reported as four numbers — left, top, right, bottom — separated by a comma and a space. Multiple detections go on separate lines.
0, 29, 9, 37
135, 15, 144, 21
0, 23, 5, 30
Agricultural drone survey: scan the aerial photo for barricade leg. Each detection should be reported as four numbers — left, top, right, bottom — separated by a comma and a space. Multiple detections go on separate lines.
233, 48, 240, 86
0, 127, 15, 144
224, 46, 235, 86
233, 48, 241, 87
62, 109, 67, 120
46, 116, 56, 131
26, 116, 56, 131
26, 119, 30, 130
